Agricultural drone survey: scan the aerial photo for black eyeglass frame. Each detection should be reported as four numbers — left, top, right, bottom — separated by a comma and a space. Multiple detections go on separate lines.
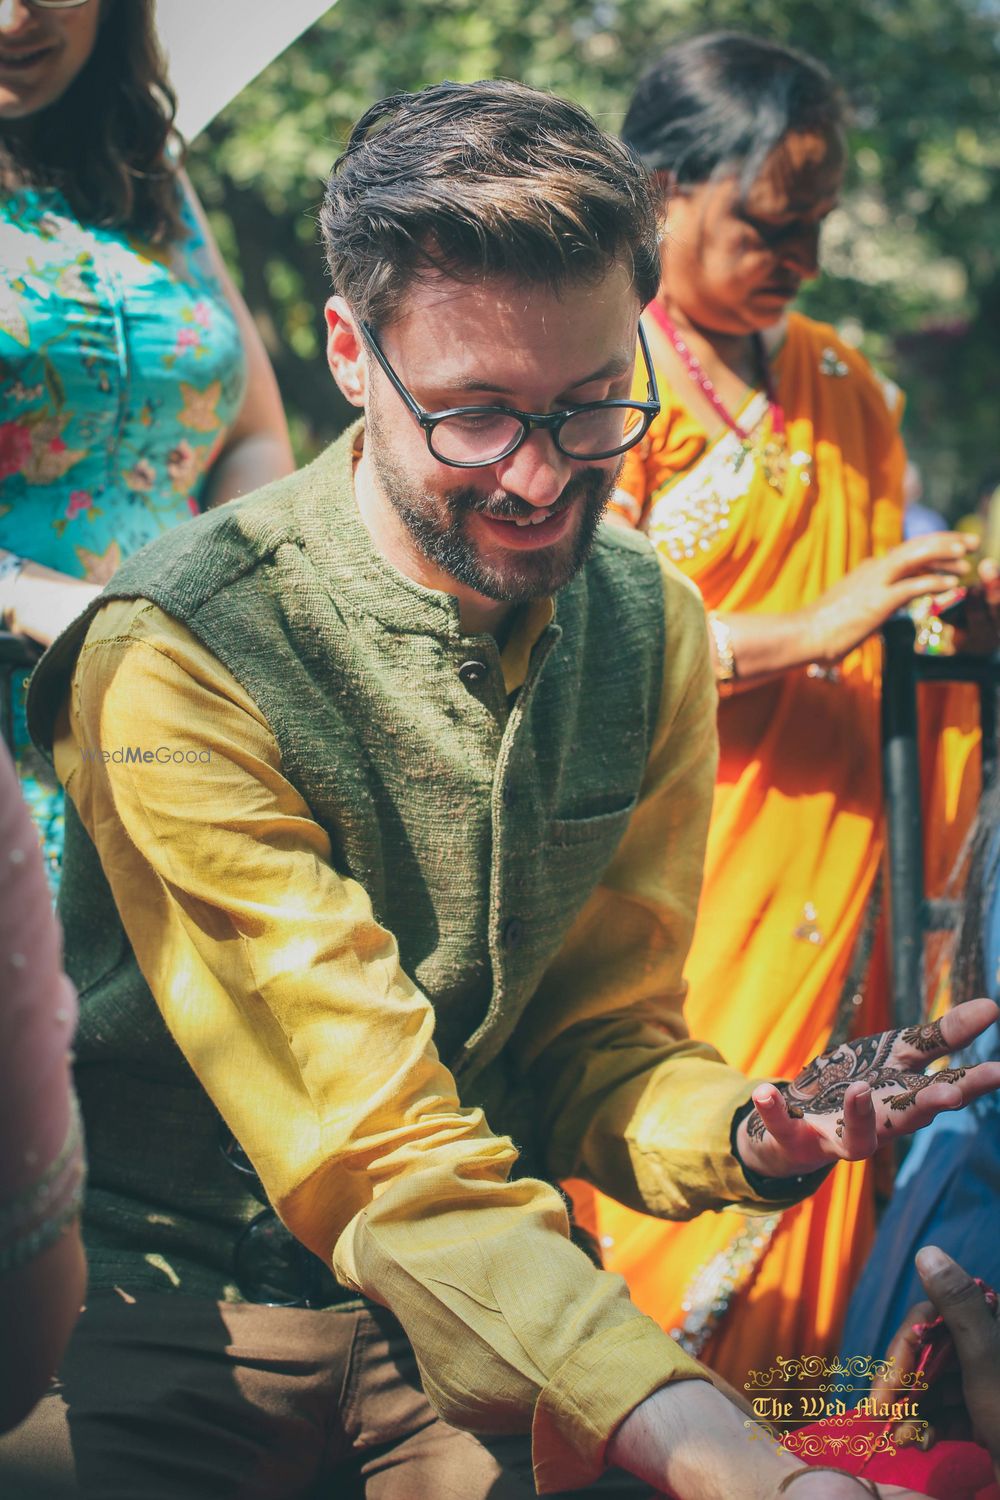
357, 318, 661, 469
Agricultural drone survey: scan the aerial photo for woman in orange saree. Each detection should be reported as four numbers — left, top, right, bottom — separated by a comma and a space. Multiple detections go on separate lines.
572, 32, 982, 1391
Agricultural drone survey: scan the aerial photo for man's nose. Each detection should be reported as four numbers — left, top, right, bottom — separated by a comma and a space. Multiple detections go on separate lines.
0, 0, 35, 35
493, 428, 574, 509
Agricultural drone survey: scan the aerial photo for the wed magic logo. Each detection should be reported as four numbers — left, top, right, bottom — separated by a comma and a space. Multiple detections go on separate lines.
743, 1354, 928, 1459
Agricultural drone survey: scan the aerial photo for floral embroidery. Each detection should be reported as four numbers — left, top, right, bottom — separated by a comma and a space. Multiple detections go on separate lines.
74, 540, 122, 584
167, 439, 210, 494
0, 420, 32, 480
51, 489, 101, 539
123, 459, 157, 492
178, 379, 223, 433
21, 420, 86, 485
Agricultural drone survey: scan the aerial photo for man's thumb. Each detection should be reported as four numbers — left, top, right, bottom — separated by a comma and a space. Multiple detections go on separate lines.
915, 1246, 991, 1343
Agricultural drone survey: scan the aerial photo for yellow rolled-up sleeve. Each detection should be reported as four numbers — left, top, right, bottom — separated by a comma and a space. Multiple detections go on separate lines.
54, 597, 716, 1496
517, 555, 824, 1219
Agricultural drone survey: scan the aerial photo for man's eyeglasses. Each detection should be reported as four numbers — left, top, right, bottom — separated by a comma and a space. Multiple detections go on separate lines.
358, 319, 660, 469
24, 1, 93, 9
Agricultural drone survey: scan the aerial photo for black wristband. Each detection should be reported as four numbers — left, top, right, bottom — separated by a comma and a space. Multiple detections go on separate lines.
730, 1097, 833, 1200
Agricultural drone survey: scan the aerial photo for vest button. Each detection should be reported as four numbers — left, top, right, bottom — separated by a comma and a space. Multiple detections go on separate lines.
502, 916, 525, 951
458, 658, 488, 687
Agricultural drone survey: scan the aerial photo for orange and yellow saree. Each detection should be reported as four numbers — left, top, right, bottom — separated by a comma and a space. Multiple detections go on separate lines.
573, 311, 979, 1387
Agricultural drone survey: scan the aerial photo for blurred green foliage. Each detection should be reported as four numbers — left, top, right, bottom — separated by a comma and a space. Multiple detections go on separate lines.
187, 0, 1000, 515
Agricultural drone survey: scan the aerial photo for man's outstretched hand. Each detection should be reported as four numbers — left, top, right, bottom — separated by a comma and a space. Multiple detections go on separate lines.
735, 998, 1000, 1180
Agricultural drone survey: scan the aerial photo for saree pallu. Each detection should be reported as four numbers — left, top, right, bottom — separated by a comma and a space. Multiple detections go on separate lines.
570, 312, 980, 1388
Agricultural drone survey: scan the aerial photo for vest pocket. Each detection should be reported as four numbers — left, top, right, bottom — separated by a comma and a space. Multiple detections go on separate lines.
548, 797, 637, 848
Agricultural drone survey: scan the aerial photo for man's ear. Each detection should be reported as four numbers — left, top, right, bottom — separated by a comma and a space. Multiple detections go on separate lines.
325, 297, 367, 408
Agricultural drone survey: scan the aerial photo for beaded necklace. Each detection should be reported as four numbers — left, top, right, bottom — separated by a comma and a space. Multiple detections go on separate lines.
646, 300, 789, 492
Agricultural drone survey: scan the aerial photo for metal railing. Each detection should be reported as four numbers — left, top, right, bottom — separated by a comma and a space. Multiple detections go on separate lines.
881, 614, 1000, 1028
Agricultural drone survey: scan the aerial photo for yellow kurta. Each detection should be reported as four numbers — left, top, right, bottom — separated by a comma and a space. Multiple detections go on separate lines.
49, 550, 821, 1492
575, 311, 979, 1389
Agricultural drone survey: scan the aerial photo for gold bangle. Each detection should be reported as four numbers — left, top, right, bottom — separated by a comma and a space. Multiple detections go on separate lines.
776, 1467, 879, 1496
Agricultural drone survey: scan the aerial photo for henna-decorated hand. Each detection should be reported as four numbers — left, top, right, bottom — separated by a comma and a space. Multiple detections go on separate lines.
735, 998, 1000, 1179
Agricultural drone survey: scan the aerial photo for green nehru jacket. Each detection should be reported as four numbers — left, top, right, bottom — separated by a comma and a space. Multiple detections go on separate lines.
27, 422, 672, 1297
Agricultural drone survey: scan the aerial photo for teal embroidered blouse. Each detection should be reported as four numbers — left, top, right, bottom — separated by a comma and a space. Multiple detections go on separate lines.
0, 183, 248, 884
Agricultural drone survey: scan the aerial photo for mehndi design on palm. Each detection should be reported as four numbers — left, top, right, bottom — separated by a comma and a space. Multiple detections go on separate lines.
746, 1022, 967, 1142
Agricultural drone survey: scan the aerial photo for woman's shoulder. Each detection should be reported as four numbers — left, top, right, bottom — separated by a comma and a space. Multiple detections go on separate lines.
784, 311, 903, 423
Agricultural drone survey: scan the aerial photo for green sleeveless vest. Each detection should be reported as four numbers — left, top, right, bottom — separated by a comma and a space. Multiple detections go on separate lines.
28, 424, 668, 1300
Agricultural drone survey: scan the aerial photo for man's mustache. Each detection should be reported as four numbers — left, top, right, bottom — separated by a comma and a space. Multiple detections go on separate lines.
448, 471, 607, 523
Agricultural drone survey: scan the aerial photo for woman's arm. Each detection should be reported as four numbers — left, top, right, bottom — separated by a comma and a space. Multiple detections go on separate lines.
0, 552, 101, 648
0, 745, 85, 1433
177, 170, 294, 506
710, 532, 976, 690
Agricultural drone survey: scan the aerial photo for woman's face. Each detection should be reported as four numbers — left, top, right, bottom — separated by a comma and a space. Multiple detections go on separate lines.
0, 0, 101, 121
660, 129, 845, 336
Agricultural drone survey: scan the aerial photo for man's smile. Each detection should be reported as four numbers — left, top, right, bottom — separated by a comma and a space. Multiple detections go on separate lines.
471, 504, 575, 550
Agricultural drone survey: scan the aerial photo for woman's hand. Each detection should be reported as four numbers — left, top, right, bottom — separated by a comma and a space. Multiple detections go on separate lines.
735, 998, 1000, 1179
801, 532, 976, 667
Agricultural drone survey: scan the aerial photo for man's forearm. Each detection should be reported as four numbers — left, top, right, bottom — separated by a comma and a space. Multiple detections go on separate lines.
607, 1381, 871, 1499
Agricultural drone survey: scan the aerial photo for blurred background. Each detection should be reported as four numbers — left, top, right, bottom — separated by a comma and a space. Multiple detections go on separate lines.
180, 0, 1000, 521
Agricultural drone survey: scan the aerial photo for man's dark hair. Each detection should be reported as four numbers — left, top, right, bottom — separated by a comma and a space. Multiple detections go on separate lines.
320, 79, 661, 327
0, 0, 183, 243
623, 32, 846, 198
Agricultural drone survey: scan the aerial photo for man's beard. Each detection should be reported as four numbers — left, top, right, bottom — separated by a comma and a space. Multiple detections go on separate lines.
366, 402, 621, 603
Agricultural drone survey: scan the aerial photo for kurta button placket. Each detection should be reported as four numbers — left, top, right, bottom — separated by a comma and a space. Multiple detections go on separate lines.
458, 659, 489, 688
502, 916, 525, 951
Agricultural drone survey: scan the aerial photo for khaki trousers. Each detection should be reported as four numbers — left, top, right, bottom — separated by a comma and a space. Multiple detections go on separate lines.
0, 1291, 656, 1499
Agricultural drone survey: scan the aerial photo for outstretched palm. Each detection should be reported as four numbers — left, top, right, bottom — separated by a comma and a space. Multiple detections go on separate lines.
735, 998, 1000, 1180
